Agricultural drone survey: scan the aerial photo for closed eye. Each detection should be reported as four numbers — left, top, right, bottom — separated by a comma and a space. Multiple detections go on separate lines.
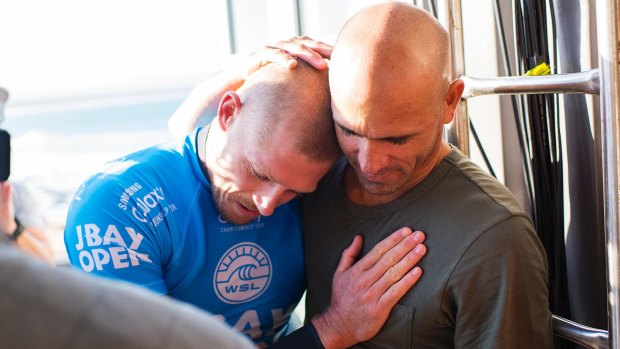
247, 164, 270, 182
338, 124, 357, 137
337, 122, 410, 145
387, 137, 409, 145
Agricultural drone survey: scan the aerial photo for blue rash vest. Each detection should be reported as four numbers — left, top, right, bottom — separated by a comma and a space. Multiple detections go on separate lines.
64, 128, 306, 346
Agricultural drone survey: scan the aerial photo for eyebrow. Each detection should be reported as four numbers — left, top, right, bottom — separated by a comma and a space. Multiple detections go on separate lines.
335, 121, 414, 144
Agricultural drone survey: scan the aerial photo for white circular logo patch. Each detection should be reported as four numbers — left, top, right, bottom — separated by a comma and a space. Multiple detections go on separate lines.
214, 242, 272, 304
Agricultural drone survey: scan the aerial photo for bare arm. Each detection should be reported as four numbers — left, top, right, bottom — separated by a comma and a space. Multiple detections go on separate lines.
168, 36, 333, 140
0, 182, 54, 264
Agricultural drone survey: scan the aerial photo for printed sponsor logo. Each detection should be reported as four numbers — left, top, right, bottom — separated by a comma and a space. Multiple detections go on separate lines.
72, 223, 152, 272
74, 183, 85, 201
148, 203, 177, 228
218, 214, 228, 224
219, 215, 265, 233
216, 304, 296, 342
116, 184, 173, 226
214, 242, 271, 304
117, 182, 142, 210
130, 187, 165, 223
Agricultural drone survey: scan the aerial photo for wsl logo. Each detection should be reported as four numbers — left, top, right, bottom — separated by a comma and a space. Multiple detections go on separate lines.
214, 242, 272, 304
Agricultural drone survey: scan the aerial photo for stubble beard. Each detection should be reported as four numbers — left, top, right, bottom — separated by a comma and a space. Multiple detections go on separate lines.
346, 155, 410, 196
210, 185, 258, 225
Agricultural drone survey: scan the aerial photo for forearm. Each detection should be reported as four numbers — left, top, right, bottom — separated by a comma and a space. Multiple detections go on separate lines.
168, 38, 333, 140
168, 68, 245, 140
15, 225, 54, 265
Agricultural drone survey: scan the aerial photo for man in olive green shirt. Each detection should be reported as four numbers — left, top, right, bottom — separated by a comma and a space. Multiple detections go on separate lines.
302, 3, 553, 348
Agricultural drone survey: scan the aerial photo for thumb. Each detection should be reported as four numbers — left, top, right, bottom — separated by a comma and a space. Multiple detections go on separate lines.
0, 182, 11, 205
336, 235, 363, 272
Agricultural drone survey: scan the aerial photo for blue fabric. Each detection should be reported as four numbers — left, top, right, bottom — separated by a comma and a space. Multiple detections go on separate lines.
64, 128, 306, 346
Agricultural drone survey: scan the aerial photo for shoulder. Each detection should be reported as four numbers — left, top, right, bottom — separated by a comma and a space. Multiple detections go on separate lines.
443, 148, 525, 217
303, 157, 347, 205
464, 215, 545, 265
72, 143, 188, 204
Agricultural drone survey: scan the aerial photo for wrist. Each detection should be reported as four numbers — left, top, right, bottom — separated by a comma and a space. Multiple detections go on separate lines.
311, 311, 351, 349
2, 218, 17, 236
4, 218, 24, 241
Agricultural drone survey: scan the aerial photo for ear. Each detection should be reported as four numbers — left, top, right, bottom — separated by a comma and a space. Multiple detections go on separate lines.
441, 79, 465, 124
216, 91, 242, 131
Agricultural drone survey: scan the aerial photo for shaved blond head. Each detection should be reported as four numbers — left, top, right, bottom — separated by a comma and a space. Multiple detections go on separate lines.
236, 61, 339, 163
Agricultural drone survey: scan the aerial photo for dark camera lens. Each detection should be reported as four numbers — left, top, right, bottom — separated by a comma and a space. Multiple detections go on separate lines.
0, 130, 11, 181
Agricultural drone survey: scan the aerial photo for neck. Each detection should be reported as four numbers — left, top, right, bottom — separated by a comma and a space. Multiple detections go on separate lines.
343, 142, 451, 206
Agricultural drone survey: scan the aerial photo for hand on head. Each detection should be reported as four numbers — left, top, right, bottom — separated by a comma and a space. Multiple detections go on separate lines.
239, 36, 332, 82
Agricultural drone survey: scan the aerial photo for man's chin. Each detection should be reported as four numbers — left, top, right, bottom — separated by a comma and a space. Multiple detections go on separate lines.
231, 218, 254, 225
221, 212, 256, 225
358, 178, 403, 196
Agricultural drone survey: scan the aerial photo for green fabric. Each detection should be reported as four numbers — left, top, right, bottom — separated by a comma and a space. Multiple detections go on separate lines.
303, 147, 553, 348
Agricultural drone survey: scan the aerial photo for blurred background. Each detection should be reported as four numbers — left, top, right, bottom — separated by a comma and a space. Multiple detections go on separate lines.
0, 0, 380, 264
0, 0, 593, 280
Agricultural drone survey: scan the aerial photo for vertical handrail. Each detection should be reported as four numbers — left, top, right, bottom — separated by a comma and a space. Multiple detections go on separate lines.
225, 0, 237, 54
597, 0, 620, 347
438, 0, 469, 155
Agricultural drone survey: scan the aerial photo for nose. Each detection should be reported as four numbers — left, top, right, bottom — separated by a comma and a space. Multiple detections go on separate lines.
252, 186, 287, 217
357, 139, 388, 175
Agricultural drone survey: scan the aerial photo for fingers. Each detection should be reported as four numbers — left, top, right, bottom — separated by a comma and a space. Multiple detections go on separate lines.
0, 181, 11, 206
273, 36, 332, 70
255, 46, 297, 70
378, 266, 423, 309
336, 235, 364, 272
354, 227, 416, 271
243, 36, 332, 82
293, 36, 333, 57
366, 231, 425, 278
370, 242, 426, 296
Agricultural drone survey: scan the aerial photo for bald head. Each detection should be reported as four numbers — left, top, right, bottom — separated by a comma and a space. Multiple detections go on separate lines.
235, 61, 338, 163
331, 2, 450, 109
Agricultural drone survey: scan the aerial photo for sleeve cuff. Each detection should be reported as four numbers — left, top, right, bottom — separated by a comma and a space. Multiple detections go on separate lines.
268, 322, 325, 349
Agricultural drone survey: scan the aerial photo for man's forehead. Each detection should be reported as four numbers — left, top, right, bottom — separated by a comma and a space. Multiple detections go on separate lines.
332, 101, 427, 138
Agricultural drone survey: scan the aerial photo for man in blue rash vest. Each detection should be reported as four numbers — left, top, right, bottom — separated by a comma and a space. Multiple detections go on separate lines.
64, 40, 427, 349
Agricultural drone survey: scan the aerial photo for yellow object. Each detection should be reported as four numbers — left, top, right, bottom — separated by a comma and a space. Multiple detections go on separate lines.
524, 62, 551, 76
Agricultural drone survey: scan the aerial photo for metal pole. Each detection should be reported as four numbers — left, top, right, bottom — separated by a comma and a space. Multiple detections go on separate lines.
225, 0, 237, 54
552, 315, 609, 349
438, 0, 469, 155
597, 0, 620, 347
460, 69, 600, 98
293, 0, 303, 36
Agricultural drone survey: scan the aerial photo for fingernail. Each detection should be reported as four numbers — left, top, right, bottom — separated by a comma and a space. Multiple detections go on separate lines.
413, 231, 424, 242
412, 267, 422, 276
400, 227, 412, 237
414, 245, 425, 254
